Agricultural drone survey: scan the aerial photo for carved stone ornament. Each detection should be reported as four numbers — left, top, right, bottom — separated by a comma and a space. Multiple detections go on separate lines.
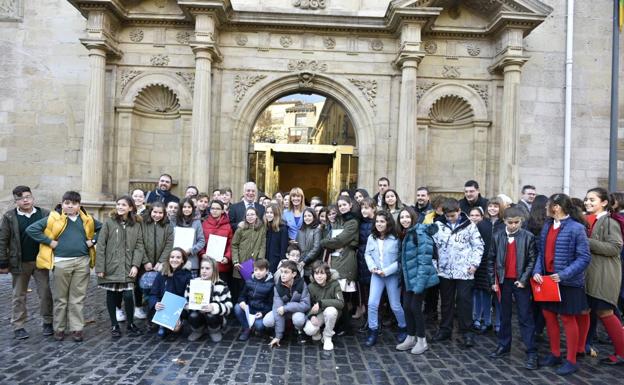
468, 83, 489, 108
176, 31, 192, 45
235, 35, 248, 46
287, 60, 327, 72
176, 71, 195, 94
429, 95, 474, 124
135, 85, 180, 114
0, 0, 20, 19
370, 39, 383, 52
349, 79, 377, 108
466, 43, 481, 56
416, 82, 438, 102
129, 29, 144, 43
120, 70, 142, 93
280, 35, 293, 48
298, 72, 315, 88
323, 37, 336, 49
424, 41, 437, 54
442, 65, 460, 78
234, 74, 267, 104
292, 0, 326, 10
150, 54, 170, 66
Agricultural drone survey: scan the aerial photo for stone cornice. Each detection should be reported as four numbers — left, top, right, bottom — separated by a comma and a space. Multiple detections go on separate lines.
488, 55, 529, 74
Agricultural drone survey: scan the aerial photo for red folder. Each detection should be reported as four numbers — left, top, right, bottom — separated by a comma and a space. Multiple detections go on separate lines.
530, 276, 562, 302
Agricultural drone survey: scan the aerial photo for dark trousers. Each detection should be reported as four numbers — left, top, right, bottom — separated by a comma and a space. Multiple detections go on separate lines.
231, 277, 244, 304
498, 280, 536, 353
404, 291, 426, 337
424, 284, 439, 315
187, 310, 223, 329
439, 277, 473, 335
106, 290, 134, 326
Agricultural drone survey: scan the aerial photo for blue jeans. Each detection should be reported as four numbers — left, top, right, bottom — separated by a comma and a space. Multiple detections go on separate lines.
473, 289, 492, 326
233, 303, 265, 332
368, 273, 406, 330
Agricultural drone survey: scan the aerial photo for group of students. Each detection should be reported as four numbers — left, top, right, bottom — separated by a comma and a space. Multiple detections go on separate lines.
2, 178, 624, 377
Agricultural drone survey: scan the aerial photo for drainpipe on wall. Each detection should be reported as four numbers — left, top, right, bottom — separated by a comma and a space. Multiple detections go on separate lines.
563, 0, 574, 194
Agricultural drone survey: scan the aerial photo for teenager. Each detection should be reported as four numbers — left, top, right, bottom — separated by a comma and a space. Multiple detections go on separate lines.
26, 191, 101, 342
354, 189, 370, 205
364, 210, 407, 346
610, 192, 624, 315
201, 199, 234, 283
172, 198, 206, 277
382, 189, 405, 223
303, 261, 344, 351
231, 207, 266, 302
185, 258, 232, 342
283, 187, 306, 240
488, 207, 538, 370
196, 193, 211, 221
234, 258, 274, 341
264, 203, 289, 274
0, 186, 52, 339
583, 187, 624, 365
166, 201, 179, 225
469, 207, 497, 334
355, 198, 376, 322
533, 193, 591, 376
95, 196, 145, 338
131, 189, 147, 217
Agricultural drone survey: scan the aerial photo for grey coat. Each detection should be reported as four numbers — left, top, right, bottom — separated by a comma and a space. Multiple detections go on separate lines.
296, 226, 321, 271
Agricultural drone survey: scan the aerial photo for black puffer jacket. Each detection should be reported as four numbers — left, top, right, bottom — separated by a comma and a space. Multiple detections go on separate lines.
473, 220, 493, 291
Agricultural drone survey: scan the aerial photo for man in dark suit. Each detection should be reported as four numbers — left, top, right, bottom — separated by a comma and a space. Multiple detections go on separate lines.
229, 181, 265, 232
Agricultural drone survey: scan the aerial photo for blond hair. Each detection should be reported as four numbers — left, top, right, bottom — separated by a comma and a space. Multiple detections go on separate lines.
289, 187, 306, 212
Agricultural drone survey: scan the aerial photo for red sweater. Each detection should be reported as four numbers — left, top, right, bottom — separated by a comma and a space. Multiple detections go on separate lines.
504, 239, 517, 279
544, 225, 560, 274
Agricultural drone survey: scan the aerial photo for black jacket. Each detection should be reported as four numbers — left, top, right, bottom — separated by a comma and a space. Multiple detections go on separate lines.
459, 195, 489, 216
229, 201, 266, 232
487, 228, 537, 287
265, 224, 289, 273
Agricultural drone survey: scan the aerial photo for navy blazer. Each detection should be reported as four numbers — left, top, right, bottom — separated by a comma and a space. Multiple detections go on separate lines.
229, 201, 266, 232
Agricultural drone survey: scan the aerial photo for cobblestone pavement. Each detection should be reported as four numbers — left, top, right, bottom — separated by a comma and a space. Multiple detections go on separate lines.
0, 274, 622, 385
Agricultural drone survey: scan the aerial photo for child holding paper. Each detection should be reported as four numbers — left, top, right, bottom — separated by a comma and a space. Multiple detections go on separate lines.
148, 247, 193, 337
234, 259, 275, 341
201, 199, 233, 283
487, 207, 538, 370
231, 207, 266, 302
185, 258, 232, 342
172, 198, 205, 278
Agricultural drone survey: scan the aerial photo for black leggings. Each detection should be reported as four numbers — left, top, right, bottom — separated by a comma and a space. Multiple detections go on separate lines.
107, 290, 135, 326
404, 291, 426, 338
187, 310, 223, 329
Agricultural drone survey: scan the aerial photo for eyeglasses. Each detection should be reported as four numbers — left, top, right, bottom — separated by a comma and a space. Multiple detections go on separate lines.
209, 207, 222, 211
15, 196, 34, 202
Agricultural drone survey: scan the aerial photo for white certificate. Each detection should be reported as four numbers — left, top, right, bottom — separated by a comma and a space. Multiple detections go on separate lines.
188, 279, 212, 311
173, 226, 195, 251
205, 234, 227, 262
330, 229, 344, 257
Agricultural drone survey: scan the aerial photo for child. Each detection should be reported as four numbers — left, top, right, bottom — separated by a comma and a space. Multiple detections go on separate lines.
95, 196, 145, 338
296, 208, 322, 280
148, 247, 193, 337
231, 207, 266, 302
201, 199, 234, 284
364, 210, 407, 346
234, 259, 275, 341
303, 261, 344, 351
172, 198, 206, 277
264, 203, 289, 274
265, 260, 311, 347
185, 258, 232, 342
26, 191, 101, 342
470, 206, 497, 334
166, 201, 179, 225
487, 207, 538, 370
355, 197, 376, 321
196, 193, 211, 221
274, 244, 305, 281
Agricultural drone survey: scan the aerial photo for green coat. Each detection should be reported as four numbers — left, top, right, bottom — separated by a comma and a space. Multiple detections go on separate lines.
586, 215, 623, 306
231, 223, 266, 279
320, 214, 359, 282
0, 207, 49, 273
141, 221, 173, 265
95, 218, 144, 284
307, 271, 344, 318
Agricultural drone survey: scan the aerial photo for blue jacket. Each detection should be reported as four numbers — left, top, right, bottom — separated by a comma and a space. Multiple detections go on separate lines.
282, 210, 303, 240
364, 234, 400, 276
147, 264, 193, 309
357, 217, 374, 283
401, 224, 439, 294
533, 217, 591, 288
238, 272, 275, 314
265, 224, 289, 273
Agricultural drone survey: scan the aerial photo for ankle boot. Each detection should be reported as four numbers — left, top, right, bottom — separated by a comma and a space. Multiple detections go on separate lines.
411, 337, 429, 355
365, 328, 379, 347
396, 335, 416, 351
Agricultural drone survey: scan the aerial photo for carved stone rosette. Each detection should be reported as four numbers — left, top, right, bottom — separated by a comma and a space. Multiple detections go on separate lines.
323, 37, 336, 49
424, 41, 437, 54
287, 60, 327, 72
129, 29, 144, 42
280, 35, 293, 48
234, 74, 267, 104
370, 39, 383, 51
292, 0, 326, 10
150, 54, 170, 66
349, 78, 377, 108
466, 43, 481, 56
235, 35, 248, 46
176, 31, 192, 45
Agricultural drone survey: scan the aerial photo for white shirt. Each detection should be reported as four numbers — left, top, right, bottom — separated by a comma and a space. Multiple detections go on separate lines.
16, 207, 37, 219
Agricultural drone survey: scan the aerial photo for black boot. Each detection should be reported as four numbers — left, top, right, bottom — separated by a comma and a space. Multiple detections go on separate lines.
365, 328, 379, 347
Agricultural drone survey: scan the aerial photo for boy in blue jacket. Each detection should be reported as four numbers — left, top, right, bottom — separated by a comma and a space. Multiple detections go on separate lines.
234, 259, 275, 341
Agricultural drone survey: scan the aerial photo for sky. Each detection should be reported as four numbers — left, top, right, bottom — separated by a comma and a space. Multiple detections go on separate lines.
277, 93, 326, 103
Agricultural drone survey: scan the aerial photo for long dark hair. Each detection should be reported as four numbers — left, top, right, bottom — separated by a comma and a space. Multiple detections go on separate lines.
396, 206, 418, 240
586, 187, 612, 213
610, 192, 624, 212
527, 195, 548, 236
176, 197, 196, 225
111, 195, 140, 225
548, 193, 587, 226
382, 189, 404, 211
300, 207, 319, 230
145, 202, 169, 225
371, 210, 398, 239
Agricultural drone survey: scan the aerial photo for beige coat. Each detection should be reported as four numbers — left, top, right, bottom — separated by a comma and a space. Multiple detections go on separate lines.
585, 215, 623, 306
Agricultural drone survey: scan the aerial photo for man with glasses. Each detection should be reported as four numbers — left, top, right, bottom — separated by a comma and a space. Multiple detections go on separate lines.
0, 186, 52, 339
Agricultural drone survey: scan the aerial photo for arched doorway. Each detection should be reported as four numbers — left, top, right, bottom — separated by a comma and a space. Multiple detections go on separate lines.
248, 93, 358, 203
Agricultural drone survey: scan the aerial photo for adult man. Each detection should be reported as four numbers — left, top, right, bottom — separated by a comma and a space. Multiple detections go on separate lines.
517, 185, 536, 217
229, 182, 266, 231
413, 187, 433, 223
145, 173, 179, 205
0, 186, 52, 339
372, 177, 390, 207
459, 180, 488, 215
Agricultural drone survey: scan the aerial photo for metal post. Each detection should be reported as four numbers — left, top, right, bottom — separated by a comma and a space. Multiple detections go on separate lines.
609, 0, 620, 191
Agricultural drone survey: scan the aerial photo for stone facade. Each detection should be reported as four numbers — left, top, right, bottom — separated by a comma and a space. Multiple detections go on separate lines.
0, 0, 623, 214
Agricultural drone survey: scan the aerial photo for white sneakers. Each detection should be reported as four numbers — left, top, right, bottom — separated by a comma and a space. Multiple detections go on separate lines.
411, 337, 428, 355
116, 308, 126, 322
396, 335, 416, 351
134, 307, 147, 319
323, 337, 334, 351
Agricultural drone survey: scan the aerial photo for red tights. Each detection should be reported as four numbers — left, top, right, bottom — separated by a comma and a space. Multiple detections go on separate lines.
543, 310, 589, 364
601, 313, 624, 358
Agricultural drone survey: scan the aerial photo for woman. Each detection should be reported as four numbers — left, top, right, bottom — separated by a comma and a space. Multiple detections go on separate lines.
583, 187, 624, 365
382, 189, 405, 223
201, 199, 234, 284
264, 203, 289, 273
533, 193, 591, 376
296, 207, 322, 279
354, 188, 370, 205
283, 187, 306, 241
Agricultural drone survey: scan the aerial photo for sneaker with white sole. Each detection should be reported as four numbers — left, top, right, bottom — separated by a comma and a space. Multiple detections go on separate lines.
323, 337, 334, 351
312, 332, 323, 341
134, 307, 147, 319
116, 308, 126, 322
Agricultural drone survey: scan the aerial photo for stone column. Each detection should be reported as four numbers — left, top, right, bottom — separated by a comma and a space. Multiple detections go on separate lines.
189, 47, 213, 192
396, 59, 420, 204
80, 44, 108, 201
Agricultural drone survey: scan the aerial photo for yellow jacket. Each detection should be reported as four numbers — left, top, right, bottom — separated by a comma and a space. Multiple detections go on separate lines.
36, 210, 96, 269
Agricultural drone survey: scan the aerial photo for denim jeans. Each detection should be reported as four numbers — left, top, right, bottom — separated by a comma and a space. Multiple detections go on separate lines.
367, 273, 406, 330
473, 289, 492, 326
233, 303, 265, 332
